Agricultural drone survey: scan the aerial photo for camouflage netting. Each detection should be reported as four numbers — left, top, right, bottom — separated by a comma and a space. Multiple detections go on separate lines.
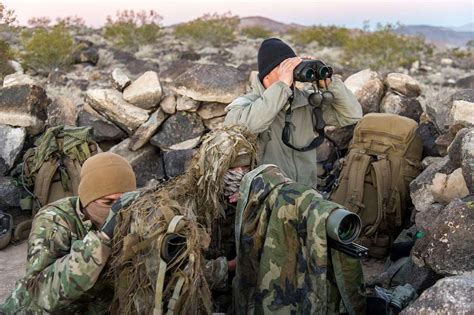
108, 126, 258, 314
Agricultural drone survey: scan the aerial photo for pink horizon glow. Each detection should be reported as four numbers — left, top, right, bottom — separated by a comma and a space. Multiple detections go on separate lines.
3, 0, 473, 29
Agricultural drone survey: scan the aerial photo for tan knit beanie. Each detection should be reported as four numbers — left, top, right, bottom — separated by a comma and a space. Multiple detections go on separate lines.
78, 152, 136, 206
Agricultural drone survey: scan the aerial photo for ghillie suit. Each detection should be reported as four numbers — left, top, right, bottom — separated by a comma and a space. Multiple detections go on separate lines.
108, 126, 258, 314
234, 164, 366, 314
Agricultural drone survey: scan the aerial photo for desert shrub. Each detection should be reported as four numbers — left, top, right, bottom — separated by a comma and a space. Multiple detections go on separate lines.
289, 25, 350, 47
174, 13, 239, 46
21, 22, 76, 73
0, 2, 16, 77
27, 16, 52, 28
343, 23, 431, 70
104, 10, 162, 50
241, 25, 272, 39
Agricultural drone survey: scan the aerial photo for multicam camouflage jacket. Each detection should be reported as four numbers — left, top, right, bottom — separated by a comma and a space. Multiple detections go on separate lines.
234, 164, 366, 315
1, 197, 115, 315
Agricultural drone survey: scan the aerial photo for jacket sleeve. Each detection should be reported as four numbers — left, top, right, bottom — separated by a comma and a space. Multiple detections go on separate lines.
24, 210, 111, 312
224, 81, 292, 133
321, 77, 363, 127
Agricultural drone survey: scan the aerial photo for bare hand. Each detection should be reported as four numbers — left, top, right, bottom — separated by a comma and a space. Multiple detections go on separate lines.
228, 257, 237, 271
278, 57, 302, 87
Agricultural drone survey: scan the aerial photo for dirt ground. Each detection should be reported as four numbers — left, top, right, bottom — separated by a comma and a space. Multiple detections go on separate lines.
0, 242, 386, 305
0, 242, 27, 303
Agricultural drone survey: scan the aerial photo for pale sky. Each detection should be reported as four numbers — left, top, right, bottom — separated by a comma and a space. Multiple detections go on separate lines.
4, 0, 474, 29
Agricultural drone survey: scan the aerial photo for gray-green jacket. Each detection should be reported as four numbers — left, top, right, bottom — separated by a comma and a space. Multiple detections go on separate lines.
224, 76, 363, 187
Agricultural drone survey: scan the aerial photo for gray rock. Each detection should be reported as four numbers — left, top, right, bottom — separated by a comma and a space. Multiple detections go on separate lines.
112, 49, 160, 76
73, 46, 99, 65
159, 94, 177, 114
197, 102, 226, 120
160, 60, 196, 83
447, 127, 470, 167
123, 71, 163, 110
0, 84, 48, 135
176, 95, 200, 112
409, 156, 456, 215
2, 73, 40, 88
77, 105, 127, 142
7, 60, 23, 74
430, 168, 469, 204
416, 121, 440, 157
344, 69, 385, 114
203, 116, 225, 130
316, 138, 337, 163
440, 58, 454, 66
411, 199, 474, 276
109, 138, 164, 187
450, 99, 474, 127
150, 112, 205, 151
46, 94, 79, 127
401, 276, 474, 315
171, 64, 247, 103
163, 149, 195, 178
380, 92, 423, 122
111, 68, 131, 92
86, 89, 149, 134
0, 126, 26, 175
421, 156, 445, 170
385, 73, 422, 97
461, 129, 474, 193
456, 75, 474, 89
414, 202, 444, 233
325, 124, 356, 150
0, 176, 23, 210
129, 108, 168, 151
426, 89, 474, 131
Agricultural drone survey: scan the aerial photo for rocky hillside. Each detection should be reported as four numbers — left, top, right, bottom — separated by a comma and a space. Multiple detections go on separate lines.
0, 21, 473, 313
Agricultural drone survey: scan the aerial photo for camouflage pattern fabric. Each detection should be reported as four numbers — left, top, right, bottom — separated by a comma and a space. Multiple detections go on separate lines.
0, 196, 118, 315
234, 165, 366, 315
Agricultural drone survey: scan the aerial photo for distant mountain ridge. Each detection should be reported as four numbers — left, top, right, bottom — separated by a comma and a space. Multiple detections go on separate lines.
238, 16, 474, 47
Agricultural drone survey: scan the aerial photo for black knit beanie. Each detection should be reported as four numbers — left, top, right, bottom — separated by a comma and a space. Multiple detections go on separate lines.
258, 38, 296, 82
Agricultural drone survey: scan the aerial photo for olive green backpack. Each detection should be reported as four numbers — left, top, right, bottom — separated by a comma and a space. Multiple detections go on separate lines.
330, 113, 422, 258
21, 125, 98, 216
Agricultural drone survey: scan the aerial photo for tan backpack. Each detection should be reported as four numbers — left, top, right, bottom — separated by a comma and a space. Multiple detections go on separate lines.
330, 113, 422, 257
21, 125, 99, 216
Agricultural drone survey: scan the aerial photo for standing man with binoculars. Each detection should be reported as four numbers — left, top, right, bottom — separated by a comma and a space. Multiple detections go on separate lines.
225, 38, 363, 188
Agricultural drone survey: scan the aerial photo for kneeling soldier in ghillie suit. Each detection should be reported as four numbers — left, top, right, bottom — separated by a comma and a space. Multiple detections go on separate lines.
233, 164, 366, 314
0, 153, 138, 315
108, 126, 258, 314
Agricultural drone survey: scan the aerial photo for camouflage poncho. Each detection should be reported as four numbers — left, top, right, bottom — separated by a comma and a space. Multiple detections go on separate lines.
234, 165, 366, 314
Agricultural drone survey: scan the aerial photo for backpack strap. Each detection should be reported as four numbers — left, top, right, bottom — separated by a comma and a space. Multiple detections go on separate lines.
365, 158, 391, 236
33, 159, 59, 210
343, 152, 372, 214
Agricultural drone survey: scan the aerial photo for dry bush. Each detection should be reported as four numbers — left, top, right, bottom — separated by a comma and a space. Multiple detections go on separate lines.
0, 2, 16, 77
241, 25, 272, 39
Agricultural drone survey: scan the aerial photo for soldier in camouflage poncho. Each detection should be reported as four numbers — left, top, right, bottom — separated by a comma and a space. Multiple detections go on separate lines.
0, 153, 138, 315
233, 164, 366, 315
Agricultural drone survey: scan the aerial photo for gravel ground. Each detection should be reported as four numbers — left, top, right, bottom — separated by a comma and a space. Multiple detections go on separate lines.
0, 242, 27, 303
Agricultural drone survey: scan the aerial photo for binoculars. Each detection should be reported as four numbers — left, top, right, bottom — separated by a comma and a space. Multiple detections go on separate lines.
293, 59, 333, 82
327, 209, 368, 258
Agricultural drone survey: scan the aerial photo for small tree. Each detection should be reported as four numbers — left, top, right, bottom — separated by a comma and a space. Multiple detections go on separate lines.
104, 10, 162, 50
174, 13, 239, 46
21, 22, 75, 74
0, 2, 16, 77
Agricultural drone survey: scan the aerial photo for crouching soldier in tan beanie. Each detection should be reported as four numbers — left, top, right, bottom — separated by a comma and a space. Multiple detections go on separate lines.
1, 152, 138, 315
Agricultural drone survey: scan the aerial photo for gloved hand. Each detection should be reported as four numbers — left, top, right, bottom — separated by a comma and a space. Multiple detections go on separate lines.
100, 200, 122, 239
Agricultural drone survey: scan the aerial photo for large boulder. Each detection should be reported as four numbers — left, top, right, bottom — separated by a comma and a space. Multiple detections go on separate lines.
109, 138, 164, 187
401, 276, 474, 315
77, 104, 127, 142
0, 126, 26, 175
430, 168, 469, 203
85, 89, 149, 134
176, 95, 200, 112
112, 49, 160, 76
150, 112, 205, 151
129, 108, 168, 151
380, 92, 423, 122
160, 94, 177, 114
0, 85, 48, 135
324, 124, 356, 150
385, 73, 422, 97
447, 127, 471, 167
344, 69, 385, 114
450, 98, 474, 127
426, 89, 474, 131
163, 149, 195, 178
123, 71, 163, 110
2, 73, 40, 88
45, 86, 81, 127
411, 198, 474, 276
456, 74, 474, 89
171, 64, 247, 103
